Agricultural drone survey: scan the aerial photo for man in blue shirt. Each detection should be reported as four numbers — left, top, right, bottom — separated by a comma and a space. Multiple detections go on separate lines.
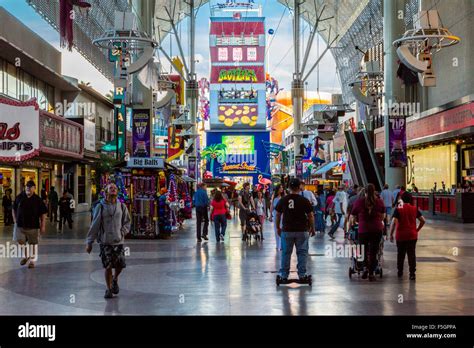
193, 183, 210, 242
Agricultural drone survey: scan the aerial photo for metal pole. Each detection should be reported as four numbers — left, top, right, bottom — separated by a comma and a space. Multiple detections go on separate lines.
292, 0, 303, 177
383, 0, 406, 188
187, 0, 198, 162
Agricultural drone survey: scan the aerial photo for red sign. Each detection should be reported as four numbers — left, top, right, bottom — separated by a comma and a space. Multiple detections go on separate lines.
406, 102, 473, 140
39, 111, 83, 159
168, 75, 184, 105
167, 126, 184, 161
210, 21, 264, 36
211, 66, 265, 84
374, 102, 474, 151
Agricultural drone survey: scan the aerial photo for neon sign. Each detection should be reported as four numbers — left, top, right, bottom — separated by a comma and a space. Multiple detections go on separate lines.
222, 162, 256, 172
218, 68, 258, 83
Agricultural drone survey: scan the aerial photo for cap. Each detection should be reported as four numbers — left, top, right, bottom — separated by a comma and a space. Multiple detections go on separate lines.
289, 178, 301, 188
26, 180, 36, 188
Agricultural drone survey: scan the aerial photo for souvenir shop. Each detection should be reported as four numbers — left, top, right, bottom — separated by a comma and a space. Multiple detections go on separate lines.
100, 159, 192, 239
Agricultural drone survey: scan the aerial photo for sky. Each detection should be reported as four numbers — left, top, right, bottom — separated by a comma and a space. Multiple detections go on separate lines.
1, 0, 341, 96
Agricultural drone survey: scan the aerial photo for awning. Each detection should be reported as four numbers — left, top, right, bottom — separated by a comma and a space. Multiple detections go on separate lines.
314, 161, 339, 175
181, 175, 196, 183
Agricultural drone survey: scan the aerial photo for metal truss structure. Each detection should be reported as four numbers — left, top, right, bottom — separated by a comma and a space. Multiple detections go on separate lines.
27, 0, 131, 81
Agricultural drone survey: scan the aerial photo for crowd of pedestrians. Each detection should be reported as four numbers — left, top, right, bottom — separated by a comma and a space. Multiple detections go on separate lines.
191, 180, 426, 284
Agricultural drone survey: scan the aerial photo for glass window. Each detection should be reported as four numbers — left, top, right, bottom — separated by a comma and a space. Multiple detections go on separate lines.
47, 85, 54, 112
23, 71, 33, 101
6, 63, 17, 99
0, 58, 4, 95
37, 80, 46, 110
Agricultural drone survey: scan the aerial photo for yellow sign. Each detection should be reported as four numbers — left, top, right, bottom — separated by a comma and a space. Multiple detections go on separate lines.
222, 162, 256, 172
218, 68, 257, 83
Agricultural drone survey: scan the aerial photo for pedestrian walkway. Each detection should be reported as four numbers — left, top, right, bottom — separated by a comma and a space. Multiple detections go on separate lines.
0, 212, 472, 315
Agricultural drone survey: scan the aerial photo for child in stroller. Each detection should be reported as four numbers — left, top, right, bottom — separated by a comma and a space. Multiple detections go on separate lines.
348, 224, 384, 279
244, 211, 263, 242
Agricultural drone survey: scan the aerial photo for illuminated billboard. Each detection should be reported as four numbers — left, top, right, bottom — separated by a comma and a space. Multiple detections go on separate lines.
217, 104, 258, 128
211, 66, 265, 84
222, 135, 254, 154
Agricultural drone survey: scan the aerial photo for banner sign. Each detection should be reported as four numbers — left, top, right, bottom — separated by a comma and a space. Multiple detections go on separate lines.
211, 66, 265, 84
389, 116, 407, 167
188, 156, 197, 179
0, 99, 40, 162
167, 126, 184, 161
132, 109, 151, 158
295, 155, 303, 179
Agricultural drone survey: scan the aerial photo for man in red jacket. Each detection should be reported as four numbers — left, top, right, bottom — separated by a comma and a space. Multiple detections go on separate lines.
389, 192, 425, 280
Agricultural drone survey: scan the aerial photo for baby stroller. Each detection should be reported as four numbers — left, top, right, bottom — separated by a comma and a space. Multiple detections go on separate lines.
348, 224, 384, 278
243, 211, 263, 242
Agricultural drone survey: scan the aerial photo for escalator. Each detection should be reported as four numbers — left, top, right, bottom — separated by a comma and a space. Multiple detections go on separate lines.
345, 130, 383, 191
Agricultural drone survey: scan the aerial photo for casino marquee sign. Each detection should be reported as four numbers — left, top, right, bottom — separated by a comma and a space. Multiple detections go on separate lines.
212, 66, 265, 83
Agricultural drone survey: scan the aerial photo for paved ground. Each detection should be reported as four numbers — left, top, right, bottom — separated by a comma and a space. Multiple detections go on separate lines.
0, 211, 472, 315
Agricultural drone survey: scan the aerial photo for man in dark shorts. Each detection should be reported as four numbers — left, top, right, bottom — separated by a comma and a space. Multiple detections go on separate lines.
86, 183, 131, 299
275, 178, 315, 281
238, 182, 255, 240
13, 181, 48, 268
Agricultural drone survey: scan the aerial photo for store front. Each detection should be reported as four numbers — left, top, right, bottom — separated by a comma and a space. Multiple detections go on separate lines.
0, 98, 84, 223
407, 144, 457, 192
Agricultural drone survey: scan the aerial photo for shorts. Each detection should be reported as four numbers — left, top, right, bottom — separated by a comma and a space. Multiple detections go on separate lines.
99, 244, 127, 269
239, 208, 248, 226
13, 226, 39, 244
385, 207, 392, 215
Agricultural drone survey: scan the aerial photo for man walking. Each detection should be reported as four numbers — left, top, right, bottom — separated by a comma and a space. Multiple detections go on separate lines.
193, 183, 209, 242
48, 186, 59, 223
299, 181, 318, 207
59, 191, 73, 231
2, 188, 13, 226
381, 184, 394, 231
238, 182, 255, 239
275, 178, 314, 281
86, 183, 131, 299
13, 181, 48, 268
328, 185, 347, 239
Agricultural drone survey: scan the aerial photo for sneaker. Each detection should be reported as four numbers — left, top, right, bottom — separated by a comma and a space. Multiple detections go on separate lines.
361, 270, 368, 279
409, 274, 416, 280
20, 257, 30, 266
369, 274, 376, 281
220, 234, 225, 242
397, 271, 403, 278
104, 289, 114, 299
202, 235, 208, 241
111, 278, 119, 294
28, 261, 35, 269
197, 239, 202, 243
328, 232, 335, 239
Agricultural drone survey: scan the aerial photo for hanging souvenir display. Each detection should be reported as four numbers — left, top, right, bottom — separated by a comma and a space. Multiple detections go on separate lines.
130, 175, 157, 238
167, 174, 179, 232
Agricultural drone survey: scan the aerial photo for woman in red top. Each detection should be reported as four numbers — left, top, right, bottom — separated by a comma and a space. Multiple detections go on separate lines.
210, 191, 229, 243
349, 183, 386, 281
389, 192, 425, 280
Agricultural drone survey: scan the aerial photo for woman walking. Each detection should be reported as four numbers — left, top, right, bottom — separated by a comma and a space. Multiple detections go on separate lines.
349, 184, 386, 281
210, 190, 229, 242
269, 185, 285, 250
255, 191, 266, 240
314, 191, 325, 233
